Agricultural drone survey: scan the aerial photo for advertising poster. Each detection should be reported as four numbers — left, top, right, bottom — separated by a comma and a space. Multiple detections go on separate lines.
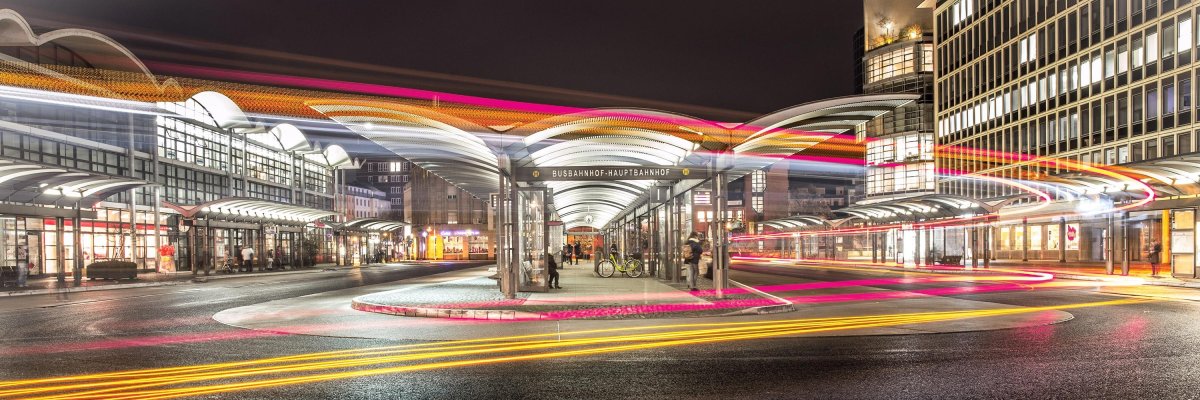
1065, 224, 1080, 251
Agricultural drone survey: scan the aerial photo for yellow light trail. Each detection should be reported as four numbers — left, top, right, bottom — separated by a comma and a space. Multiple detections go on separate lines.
0, 298, 1144, 400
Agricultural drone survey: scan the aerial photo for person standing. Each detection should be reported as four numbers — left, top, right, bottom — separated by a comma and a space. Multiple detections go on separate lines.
573, 242, 582, 264
546, 252, 561, 289
562, 243, 572, 268
17, 262, 28, 288
233, 246, 243, 273
1148, 241, 1162, 277
241, 246, 255, 273
684, 232, 703, 291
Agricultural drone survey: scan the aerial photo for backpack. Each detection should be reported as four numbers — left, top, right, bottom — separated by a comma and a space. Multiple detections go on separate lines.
681, 243, 694, 260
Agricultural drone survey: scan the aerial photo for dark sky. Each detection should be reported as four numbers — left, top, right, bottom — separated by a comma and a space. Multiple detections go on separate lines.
0, 0, 862, 122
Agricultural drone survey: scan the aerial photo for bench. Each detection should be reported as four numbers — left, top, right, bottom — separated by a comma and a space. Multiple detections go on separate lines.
86, 260, 138, 280
937, 255, 963, 266
0, 265, 15, 287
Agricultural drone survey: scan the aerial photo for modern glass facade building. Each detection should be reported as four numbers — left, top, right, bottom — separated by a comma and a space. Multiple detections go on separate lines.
932, 0, 1200, 268
861, 0, 938, 202
0, 9, 351, 276
935, 0, 1197, 197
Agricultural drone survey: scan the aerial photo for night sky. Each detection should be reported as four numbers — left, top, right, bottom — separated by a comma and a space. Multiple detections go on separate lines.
0, 0, 862, 123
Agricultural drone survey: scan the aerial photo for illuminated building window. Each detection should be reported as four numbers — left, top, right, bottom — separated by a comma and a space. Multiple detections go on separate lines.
751, 170, 765, 213
867, 45, 916, 83
951, 0, 973, 26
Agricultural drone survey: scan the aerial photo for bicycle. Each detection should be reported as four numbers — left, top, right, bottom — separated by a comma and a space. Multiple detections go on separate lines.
597, 252, 643, 278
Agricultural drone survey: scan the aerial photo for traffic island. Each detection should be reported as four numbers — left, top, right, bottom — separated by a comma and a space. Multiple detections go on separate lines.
349, 265, 789, 320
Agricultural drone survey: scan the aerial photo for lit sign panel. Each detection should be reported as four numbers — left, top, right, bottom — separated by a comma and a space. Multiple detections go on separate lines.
514, 166, 708, 182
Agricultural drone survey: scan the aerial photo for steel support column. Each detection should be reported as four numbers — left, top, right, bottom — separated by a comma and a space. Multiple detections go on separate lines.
971, 226, 979, 268
1022, 217, 1029, 262
713, 173, 729, 297
665, 187, 676, 282
73, 202, 82, 284
55, 216, 64, 283
1121, 212, 1130, 276
983, 225, 991, 268
1059, 218, 1067, 263
498, 154, 516, 299
1105, 213, 1115, 275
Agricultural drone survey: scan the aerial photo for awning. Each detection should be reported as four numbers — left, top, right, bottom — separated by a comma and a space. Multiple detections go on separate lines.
0, 158, 151, 206
162, 197, 338, 224
338, 218, 409, 232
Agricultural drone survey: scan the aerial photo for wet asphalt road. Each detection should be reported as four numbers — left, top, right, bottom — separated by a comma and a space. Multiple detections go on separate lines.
3, 261, 1200, 399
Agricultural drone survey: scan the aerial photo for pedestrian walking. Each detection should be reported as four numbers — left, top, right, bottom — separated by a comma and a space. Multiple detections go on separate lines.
573, 242, 582, 264
683, 232, 703, 291
1148, 241, 1162, 277
562, 243, 573, 268
241, 246, 255, 272
546, 252, 562, 289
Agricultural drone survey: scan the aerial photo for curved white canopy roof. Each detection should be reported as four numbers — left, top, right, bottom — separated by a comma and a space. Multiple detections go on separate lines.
309, 97, 918, 229
340, 218, 409, 232
0, 8, 174, 91
0, 158, 151, 207
186, 91, 255, 130
163, 197, 338, 224
725, 94, 919, 181
835, 194, 992, 223
761, 215, 831, 231
505, 109, 720, 229
265, 123, 313, 152
305, 144, 353, 168
308, 99, 499, 199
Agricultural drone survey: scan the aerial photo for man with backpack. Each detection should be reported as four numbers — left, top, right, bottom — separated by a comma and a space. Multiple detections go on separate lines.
683, 232, 703, 291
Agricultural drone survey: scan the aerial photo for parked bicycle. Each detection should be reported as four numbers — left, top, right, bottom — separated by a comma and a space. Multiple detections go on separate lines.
598, 252, 643, 278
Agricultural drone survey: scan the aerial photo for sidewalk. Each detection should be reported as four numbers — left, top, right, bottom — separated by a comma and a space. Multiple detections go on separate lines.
350, 263, 789, 320
0, 262, 413, 297
776, 258, 1200, 289
988, 260, 1200, 288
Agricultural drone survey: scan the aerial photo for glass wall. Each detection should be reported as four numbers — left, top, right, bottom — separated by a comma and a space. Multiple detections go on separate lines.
516, 189, 547, 291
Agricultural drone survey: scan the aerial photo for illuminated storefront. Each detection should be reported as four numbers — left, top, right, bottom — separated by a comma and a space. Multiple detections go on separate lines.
411, 225, 492, 261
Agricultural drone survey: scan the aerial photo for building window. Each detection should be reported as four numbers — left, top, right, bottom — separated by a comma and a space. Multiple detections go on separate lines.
951, 0, 973, 26
1020, 33, 1038, 64
921, 44, 934, 72
751, 170, 766, 193
866, 45, 916, 83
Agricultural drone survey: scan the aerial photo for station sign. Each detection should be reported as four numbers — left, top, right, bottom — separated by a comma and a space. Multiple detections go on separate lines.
514, 166, 708, 182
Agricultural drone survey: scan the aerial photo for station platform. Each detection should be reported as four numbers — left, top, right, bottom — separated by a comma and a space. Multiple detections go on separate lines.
214, 264, 1078, 342
350, 263, 786, 320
